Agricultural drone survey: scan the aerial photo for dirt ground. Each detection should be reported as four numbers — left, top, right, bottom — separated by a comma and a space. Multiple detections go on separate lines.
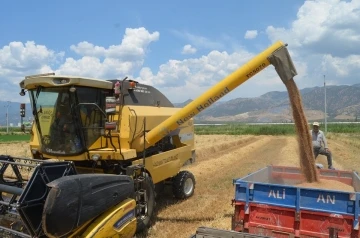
143, 134, 360, 238
0, 134, 359, 238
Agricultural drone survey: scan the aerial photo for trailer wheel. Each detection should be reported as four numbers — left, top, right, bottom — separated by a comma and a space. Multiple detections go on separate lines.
172, 170, 195, 199
136, 173, 156, 233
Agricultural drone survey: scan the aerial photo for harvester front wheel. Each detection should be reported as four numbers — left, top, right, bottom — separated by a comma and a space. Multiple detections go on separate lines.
172, 170, 195, 199
136, 173, 156, 233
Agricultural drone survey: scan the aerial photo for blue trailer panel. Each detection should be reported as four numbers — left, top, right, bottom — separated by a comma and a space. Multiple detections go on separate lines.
232, 165, 360, 237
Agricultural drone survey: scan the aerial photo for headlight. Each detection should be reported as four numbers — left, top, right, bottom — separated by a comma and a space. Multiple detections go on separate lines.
91, 154, 101, 161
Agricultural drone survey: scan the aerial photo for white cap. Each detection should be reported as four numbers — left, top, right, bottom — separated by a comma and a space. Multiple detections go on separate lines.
313, 122, 320, 126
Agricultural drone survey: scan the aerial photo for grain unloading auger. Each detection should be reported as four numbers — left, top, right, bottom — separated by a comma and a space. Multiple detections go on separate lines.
0, 40, 297, 238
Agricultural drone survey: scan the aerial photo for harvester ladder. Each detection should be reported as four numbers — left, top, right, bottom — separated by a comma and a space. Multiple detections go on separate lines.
134, 168, 148, 218
126, 164, 148, 219
135, 117, 149, 219
133, 117, 149, 219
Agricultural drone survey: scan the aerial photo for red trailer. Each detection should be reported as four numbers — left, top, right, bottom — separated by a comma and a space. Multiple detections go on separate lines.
192, 166, 360, 238
232, 166, 360, 238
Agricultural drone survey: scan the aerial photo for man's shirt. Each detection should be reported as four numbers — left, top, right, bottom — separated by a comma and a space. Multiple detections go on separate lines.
310, 129, 328, 149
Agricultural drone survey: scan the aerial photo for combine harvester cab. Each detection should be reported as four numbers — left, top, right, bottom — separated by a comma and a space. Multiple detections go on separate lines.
231, 166, 360, 238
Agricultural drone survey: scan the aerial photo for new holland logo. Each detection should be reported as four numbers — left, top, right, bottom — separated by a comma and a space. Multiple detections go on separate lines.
176, 87, 230, 126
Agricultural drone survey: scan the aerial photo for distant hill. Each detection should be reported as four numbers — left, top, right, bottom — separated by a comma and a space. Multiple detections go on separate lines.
173, 99, 193, 108
173, 83, 360, 123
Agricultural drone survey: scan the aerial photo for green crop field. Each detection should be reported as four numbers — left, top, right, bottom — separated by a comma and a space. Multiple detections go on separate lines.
0, 123, 358, 143
0, 134, 31, 143
194, 123, 360, 135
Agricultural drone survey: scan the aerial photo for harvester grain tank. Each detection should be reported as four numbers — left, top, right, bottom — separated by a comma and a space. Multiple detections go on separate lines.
0, 40, 297, 237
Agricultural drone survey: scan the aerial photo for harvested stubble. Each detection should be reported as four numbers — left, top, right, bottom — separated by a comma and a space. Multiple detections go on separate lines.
284, 79, 318, 183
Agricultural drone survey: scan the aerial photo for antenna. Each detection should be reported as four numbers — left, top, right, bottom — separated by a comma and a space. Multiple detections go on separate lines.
324, 75, 327, 134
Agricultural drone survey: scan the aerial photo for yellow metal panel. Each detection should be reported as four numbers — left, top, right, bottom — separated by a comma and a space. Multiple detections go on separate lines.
42, 152, 88, 161
120, 105, 187, 148
29, 122, 40, 152
88, 149, 137, 160
79, 198, 137, 238
87, 136, 108, 151
22, 75, 113, 90
133, 145, 192, 183
125, 105, 182, 140
177, 120, 195, 151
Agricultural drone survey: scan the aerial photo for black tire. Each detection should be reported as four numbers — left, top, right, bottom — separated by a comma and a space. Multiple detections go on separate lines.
172, 170, 196, 199
136, 173, 156, 233
154, 181, 165, 199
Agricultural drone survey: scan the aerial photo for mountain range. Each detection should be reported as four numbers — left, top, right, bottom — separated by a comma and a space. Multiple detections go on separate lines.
173, 83, 360, 123
1, 83, 360, 126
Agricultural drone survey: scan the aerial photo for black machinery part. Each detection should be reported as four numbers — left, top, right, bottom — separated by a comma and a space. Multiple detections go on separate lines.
0, 155, 77, 238
42, 173, 135, 238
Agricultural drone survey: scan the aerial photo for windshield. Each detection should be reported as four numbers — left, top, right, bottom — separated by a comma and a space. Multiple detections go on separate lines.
30, 86, 106, 155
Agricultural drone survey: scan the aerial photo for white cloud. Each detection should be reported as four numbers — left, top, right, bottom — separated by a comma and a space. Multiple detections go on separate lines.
70, 27, 159, 60
0, 41, 62, 73
55, 57, 137, 79
244, 30, 258, 39
0, 41, 63, 102
322, 54, 360, 77
265, 0, 360, 87
136, 49, 255, 89
182, 44, 197, 54
0, 27, 159, 102
266, 0, 360, 57
58, 27, 160, 78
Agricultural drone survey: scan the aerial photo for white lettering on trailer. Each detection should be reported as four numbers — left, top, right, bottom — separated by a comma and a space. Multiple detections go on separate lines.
317, 194, 335, 204
268, 189, 286, 199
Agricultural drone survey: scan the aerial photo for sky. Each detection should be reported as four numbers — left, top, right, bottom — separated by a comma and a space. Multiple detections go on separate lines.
1, 0, 360, 104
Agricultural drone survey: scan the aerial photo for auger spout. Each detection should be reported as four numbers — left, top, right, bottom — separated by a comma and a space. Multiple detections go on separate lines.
131, 40, 297, 152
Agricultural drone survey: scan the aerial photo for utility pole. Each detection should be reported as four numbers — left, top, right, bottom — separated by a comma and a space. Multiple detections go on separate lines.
4, 101, 10, 134
324, 75, 327, 134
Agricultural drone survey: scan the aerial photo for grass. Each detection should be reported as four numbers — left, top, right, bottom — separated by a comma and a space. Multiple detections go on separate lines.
195, 123, 360, 135
0, 127, 25, 133
0, 134, 31, 142
0, 123, 358, 142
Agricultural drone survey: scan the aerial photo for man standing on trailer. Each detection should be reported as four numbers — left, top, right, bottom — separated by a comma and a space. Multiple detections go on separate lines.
310, 122, 335, 170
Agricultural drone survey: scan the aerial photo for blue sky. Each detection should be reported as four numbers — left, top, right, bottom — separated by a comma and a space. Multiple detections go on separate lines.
1, 0, 360, 103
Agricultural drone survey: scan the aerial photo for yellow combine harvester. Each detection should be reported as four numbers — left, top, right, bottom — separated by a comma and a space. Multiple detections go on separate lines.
0, 40, 297, 238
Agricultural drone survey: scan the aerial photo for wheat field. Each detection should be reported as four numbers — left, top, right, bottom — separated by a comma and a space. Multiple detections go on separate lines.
0, 134, 359, 238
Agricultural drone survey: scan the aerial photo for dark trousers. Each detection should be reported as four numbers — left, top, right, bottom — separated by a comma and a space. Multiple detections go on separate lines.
313, 147, 333, 168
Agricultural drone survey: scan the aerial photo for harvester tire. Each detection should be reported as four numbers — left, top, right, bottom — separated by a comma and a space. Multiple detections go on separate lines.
136, 173, 156, 233
172, 170, 195, 199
